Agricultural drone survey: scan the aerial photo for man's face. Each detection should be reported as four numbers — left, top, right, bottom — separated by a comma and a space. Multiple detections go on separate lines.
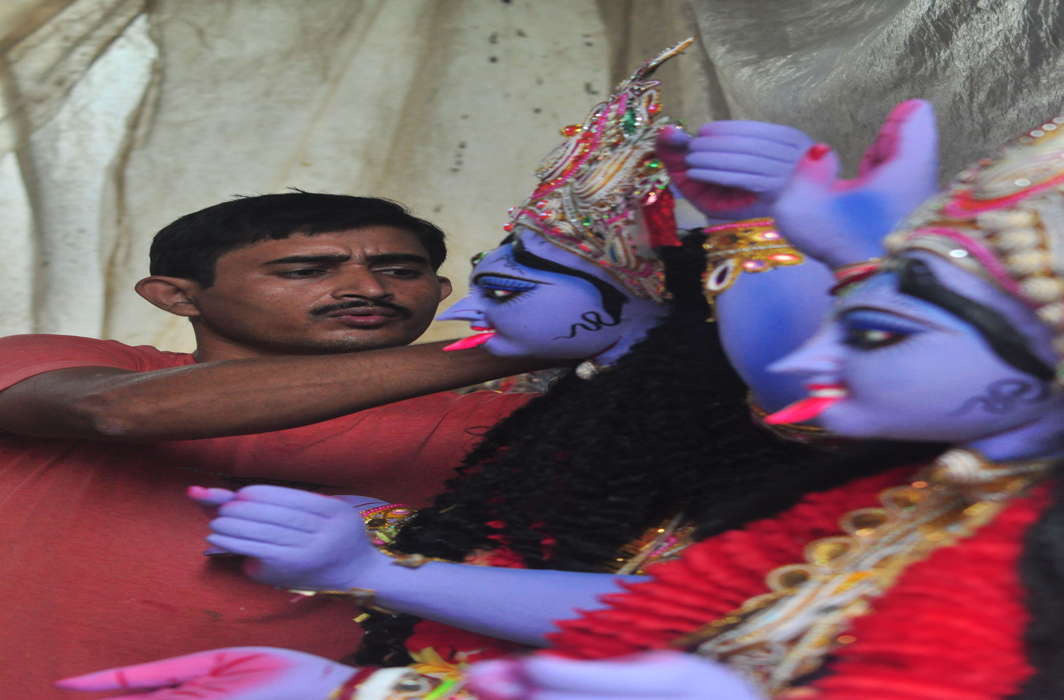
186, 227, 451, 356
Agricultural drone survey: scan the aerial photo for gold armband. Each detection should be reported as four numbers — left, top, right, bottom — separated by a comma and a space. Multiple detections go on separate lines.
701, 218, 804, 302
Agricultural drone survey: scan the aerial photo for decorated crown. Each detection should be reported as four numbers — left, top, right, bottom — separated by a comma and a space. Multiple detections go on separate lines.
884, 116, 1064, 378
502, 39, 692, 302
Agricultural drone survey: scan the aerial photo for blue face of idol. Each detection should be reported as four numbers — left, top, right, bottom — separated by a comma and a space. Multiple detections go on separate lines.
771, 253, 1063, 457
438, 230, 667, 364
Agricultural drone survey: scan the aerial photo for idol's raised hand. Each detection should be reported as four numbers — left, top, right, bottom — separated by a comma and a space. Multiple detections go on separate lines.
656, 121, 813, 221
467, 651, 763, 700
189, 484, 389, 590
56, 647, 354, 700
772, 99, 939, 268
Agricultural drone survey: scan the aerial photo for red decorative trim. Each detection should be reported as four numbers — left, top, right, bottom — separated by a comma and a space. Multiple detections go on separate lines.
544, 466, 1045, 698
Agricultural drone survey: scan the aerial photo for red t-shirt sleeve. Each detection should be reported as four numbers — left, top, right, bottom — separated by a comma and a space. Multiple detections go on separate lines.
0, 334, 192, 391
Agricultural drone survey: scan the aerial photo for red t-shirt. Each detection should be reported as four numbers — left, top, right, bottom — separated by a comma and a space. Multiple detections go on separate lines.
0, 334, 531, 699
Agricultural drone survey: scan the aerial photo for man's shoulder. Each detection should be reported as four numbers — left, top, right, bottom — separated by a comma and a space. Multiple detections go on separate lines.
0, 334, 194, 389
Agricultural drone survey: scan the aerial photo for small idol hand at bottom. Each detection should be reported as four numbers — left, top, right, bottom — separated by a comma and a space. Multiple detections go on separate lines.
55, 647, 355, 700
466, 651, 764, 700
188, 484, 391, 591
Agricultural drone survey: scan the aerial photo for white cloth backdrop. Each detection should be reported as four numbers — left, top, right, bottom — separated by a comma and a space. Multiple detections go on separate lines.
3, 0, 1062, 350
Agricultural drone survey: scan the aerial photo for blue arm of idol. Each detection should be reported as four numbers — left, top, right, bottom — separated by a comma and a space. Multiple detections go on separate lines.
196, 485, 640, 647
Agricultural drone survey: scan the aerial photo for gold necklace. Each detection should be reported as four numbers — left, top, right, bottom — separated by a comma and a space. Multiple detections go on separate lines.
673, 448, 1049, 695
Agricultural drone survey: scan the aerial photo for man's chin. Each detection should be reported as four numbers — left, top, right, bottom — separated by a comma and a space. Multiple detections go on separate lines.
298, 328, 426, 353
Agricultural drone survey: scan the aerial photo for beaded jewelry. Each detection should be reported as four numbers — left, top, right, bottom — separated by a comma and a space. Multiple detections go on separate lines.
673, 448, 1050, 695
503, 39, 693, 303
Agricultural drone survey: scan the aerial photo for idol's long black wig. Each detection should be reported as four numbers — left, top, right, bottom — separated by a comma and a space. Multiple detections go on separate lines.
354, 234, 928, 666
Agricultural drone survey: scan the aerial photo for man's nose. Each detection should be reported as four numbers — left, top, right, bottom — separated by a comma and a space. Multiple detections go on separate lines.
331, 266, 391, 300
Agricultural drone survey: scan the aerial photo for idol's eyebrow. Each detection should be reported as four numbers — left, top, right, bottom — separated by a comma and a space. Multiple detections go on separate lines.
472, 272, 553, 285
835, 304, 951, 331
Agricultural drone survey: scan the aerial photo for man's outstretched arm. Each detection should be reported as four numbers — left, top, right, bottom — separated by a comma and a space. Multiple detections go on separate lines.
0, 340, 544, 441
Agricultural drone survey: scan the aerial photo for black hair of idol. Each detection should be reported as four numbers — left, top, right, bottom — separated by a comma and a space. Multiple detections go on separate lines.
353, 233, 937, 667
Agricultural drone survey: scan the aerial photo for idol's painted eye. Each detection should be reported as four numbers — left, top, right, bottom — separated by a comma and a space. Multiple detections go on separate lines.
838, 308, 927, 351
473, 274, 539, 304
842, 327, 911, 349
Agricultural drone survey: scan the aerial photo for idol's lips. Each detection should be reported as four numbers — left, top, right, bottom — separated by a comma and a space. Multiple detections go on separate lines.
764, 383, 848, 425
442, 331, 497, 352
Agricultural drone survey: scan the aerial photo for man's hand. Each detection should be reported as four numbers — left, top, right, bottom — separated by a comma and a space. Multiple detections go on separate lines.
55, 647, 355, 700
466, 651, 764, 700
771, 99, 939, 268
192, 485, 391, 591
657, 121, 813, 221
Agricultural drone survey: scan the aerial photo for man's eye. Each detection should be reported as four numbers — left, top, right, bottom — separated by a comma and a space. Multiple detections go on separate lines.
279, 268, 326, 278
380, 268, 422, 279
842, 327, 911, 349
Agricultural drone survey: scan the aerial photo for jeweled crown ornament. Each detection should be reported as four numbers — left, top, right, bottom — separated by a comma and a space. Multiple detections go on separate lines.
503, 39, 693, 302
884, 116, 1064, 381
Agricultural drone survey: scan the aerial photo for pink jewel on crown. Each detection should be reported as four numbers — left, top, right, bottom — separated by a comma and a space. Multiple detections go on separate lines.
505, 39, 693, 302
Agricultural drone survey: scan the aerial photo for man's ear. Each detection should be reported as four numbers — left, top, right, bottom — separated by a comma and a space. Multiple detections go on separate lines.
135, 276, 203, 317
437, 276, 453, 301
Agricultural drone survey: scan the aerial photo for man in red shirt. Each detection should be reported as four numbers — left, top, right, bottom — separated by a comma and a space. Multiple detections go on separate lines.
0, 192, 536, 698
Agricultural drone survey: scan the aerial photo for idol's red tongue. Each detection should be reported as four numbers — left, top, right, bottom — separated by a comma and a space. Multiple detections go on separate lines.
764, 394, 844, 425
442, 331, 496, 352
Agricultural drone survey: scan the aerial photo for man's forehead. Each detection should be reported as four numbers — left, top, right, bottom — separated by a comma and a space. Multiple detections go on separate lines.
228, 226, 430, 262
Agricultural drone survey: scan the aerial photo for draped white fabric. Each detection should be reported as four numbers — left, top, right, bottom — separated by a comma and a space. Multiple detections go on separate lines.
2, 0, 1061, 349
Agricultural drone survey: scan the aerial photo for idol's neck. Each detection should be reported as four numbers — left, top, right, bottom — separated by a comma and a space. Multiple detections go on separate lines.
965, 398, 1064, 461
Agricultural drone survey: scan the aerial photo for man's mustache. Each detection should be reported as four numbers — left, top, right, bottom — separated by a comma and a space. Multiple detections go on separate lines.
312, 299, 412, 318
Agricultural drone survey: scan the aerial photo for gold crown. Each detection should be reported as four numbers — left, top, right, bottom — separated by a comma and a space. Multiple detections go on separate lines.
503, 39, 693, 302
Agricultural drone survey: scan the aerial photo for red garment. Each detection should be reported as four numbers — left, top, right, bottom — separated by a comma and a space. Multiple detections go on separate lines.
0, 334, 530, 699
548, 467, 1043, 698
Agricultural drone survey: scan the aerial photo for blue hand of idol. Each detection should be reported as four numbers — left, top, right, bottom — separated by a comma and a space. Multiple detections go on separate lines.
656, 121, 812, 222
56, 647, 355, 700
467, 651, 763, 700
190, 484, 393, 591
772, 99, 939, 268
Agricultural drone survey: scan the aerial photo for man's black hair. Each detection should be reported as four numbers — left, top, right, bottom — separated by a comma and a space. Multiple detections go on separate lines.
149, 192, 447, 286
